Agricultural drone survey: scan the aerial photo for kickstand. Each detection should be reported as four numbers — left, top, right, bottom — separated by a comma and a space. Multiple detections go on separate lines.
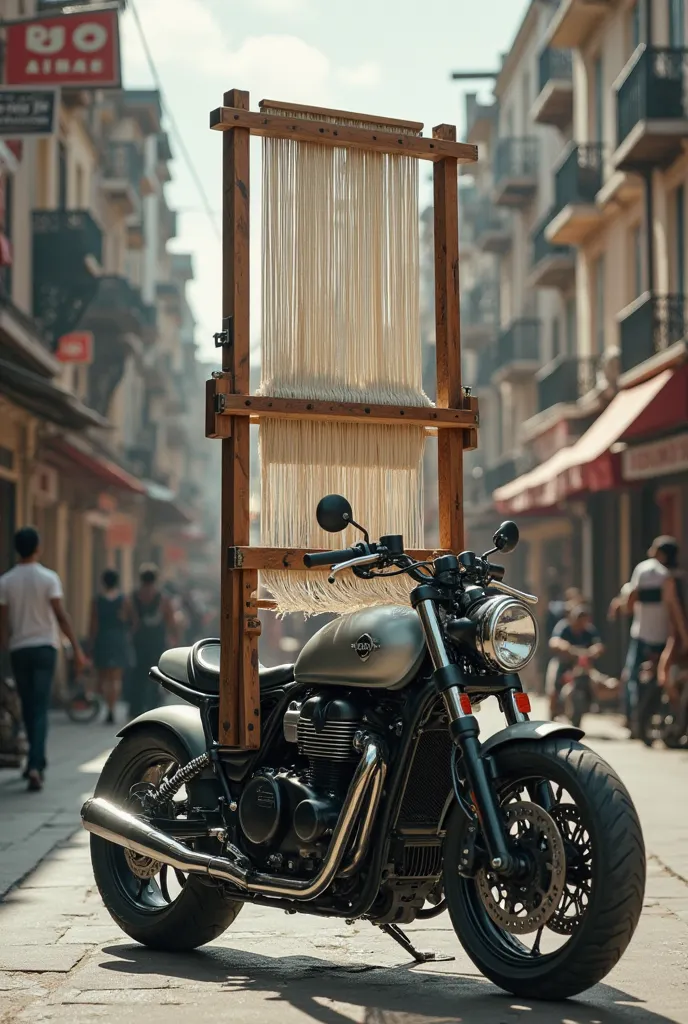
379, 922, 455, 964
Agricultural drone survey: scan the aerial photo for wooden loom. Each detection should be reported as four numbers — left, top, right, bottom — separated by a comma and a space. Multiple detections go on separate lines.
206, 89, 479, 750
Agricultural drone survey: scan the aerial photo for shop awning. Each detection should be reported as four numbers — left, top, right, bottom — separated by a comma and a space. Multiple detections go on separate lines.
142, 479, 193, 526
48, 436, 146, 495
494, 370, 675, 515
0, 356, 108, 431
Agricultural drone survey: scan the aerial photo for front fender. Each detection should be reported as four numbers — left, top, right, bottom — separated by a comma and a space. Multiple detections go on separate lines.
480, 720, 584, 760
117, 704, 208, 760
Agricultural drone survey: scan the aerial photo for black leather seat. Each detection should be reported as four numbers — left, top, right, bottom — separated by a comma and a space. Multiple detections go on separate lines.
158, 640, 294, 696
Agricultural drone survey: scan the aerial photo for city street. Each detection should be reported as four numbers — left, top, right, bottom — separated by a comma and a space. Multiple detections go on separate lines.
0, 700, 687, 1024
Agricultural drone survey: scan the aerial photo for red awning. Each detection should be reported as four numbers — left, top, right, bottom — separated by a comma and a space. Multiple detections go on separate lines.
48, 437, 145, 495
494, 369, 675, 515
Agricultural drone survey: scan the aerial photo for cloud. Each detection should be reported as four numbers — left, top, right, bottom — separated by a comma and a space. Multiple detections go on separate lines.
251, 0, 308, 11
337, 61, 381, 88
226, 34, 332, 103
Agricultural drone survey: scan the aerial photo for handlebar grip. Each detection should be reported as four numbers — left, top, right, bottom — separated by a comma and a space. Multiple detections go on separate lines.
303, 547, 358, 568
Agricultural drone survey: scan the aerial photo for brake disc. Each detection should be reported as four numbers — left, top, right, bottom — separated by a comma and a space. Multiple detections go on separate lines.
476, 801, 566, 935
124, 848, 163, 880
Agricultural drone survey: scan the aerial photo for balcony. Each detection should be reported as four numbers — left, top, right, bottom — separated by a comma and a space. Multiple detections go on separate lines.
485, 457, 518, 496
474, 200, 511, 254
465, 95, 497, 146
618, 293, 687, 374
546, 143, 604, 245
493, 138, 538, 208
462, 280, 499, 350
528, 212, 575, 290
532, 48, 573, 130
101, 141, 145, 216
82, 275, 156, 339
32, 209, 103, 347
614, 47, 688, 172
494, 319, 541, 382
547, 0, 612, 50
537, 355, 598, 412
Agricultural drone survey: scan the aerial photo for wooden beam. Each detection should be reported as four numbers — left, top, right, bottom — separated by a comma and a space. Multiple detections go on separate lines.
210, 107, 478, 164
215, 393, 478, 430
258, 98, 424, 132
433, 124, 465, 554
219, 88, 259, 750
229, 547, 450, 571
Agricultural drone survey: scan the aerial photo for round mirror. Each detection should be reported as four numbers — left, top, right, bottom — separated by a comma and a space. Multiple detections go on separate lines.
493, 520, 519, 554
316, 494, 352, 534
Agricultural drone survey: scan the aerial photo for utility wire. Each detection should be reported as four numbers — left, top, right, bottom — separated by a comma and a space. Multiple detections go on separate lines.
129, 0, 221, 243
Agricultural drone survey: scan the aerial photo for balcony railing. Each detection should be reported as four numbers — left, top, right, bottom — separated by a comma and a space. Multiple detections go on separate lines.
617, 47, 688, 149
619, 293, 687, 373
32, 209, 103, 265
494, 137, 539, 185
537, 355, 598, 411
554, 143, 604, 209
538, 47, 573, 91
485, 457, 518, 496
496, 318, 541, 369
32, 209, 103, 345
474, 200, 510, 250
532, 212, 573, 267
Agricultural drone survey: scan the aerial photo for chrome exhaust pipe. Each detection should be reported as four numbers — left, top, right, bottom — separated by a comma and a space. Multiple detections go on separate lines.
82, 735, 384, 901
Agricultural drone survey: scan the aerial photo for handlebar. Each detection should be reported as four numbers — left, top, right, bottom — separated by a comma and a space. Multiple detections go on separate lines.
303, 546, 363, 568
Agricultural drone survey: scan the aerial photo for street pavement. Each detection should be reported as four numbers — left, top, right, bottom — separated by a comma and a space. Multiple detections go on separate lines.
1, 698, 687, 1024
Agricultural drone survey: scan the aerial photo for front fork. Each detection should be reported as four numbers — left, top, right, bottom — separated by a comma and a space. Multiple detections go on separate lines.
414, 594, 526, 879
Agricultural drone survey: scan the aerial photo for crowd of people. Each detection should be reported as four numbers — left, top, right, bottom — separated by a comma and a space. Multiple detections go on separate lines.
0, 526, 216, 792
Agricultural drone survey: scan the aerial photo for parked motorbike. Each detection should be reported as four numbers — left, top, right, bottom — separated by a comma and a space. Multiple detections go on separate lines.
81, 495, 645, 1001
656, 665, 688, 749
559, 649, 619, 729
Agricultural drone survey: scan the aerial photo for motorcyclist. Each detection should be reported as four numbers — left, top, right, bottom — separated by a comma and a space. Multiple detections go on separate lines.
547, 605, 605, 719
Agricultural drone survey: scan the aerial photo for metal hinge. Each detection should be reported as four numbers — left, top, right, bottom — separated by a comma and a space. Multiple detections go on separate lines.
215, 393, 227, 414
227, 546, 244, 569
214, 316, 234, 348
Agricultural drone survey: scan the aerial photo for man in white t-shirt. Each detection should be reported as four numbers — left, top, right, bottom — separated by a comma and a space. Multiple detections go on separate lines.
0, 527, 87, 791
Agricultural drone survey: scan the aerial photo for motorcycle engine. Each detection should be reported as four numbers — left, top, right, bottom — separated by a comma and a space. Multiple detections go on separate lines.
237, 696, 362, 865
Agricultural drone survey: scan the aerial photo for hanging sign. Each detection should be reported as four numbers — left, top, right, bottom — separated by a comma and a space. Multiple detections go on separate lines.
4, 8, 121, 89
0, 89, 58, 137
622, 432, 688, 481
55, 330, 94, 364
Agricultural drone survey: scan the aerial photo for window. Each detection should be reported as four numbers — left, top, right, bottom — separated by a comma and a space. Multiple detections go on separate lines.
594, 256, 605, 354
669, 0, 685, 46
58, 141, 67, 210
593, 55, 604, 143
632, 224, 643, 297
676, 185, 685, 294
565, 297, 576, 355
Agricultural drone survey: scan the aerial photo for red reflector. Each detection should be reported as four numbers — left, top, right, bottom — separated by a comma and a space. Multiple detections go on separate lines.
514, 692, 531, 714
460, 693, 473, 715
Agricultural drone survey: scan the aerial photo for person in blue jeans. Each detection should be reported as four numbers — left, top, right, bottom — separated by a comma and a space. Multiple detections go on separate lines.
0, 528, 87, 791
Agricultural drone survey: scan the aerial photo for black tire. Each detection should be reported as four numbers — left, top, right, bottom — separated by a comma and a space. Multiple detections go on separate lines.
90, 726, 243, 950
444, 738, 645, 1000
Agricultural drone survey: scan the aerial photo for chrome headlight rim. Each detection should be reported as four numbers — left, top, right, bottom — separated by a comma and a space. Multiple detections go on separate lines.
472, 595, 539, 673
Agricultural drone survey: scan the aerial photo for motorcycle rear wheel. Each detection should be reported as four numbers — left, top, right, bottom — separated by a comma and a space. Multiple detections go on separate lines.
90, 726, 243, 950
443, 737, 645, 1000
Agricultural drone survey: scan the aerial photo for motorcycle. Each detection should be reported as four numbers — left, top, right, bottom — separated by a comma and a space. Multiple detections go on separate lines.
559, 649, 619, 729
81, 495, 645, 1001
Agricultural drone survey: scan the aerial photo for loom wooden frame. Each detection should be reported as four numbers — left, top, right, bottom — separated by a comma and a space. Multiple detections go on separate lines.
206, 89, 478, 749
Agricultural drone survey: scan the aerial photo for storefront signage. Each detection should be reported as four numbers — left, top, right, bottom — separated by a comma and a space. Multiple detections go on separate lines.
622, 432, 688, 481
4, 8, 121, 89
0, 89, 57, 137
55, 330, 93, 364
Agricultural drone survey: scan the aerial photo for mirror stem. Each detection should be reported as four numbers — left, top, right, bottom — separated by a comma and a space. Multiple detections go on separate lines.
345, 515, 370, 544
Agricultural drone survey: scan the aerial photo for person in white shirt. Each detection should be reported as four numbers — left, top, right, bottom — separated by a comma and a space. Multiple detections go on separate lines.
0, 527, 87, 791
624, 536, 688, 730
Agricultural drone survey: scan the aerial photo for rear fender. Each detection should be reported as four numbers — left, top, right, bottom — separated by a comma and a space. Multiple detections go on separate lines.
117, 704, 208, 760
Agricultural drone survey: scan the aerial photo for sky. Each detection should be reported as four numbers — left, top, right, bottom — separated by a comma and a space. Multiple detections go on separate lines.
120, 0, 529, 362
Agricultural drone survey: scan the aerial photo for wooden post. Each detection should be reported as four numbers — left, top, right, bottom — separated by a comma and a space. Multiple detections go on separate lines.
219, 88, 260, 749
432, 123, 464, 554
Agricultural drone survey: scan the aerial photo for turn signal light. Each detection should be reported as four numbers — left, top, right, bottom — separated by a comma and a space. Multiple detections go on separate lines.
514, 692, 531, 714
460, 693, 473, 715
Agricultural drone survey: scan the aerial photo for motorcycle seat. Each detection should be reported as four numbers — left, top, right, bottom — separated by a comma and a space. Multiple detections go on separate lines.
158, 640, 294, 696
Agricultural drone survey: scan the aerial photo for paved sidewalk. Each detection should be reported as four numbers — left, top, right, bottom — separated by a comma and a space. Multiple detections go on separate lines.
0, 711, 118, 896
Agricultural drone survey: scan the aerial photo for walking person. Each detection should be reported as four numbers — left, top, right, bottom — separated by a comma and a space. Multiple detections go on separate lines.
89, 569, 134, 726
129, 564, 177, 720
0, 527, 87, 791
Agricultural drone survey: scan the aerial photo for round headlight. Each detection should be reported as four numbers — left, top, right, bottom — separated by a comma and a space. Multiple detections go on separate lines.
471, 596, 538, 673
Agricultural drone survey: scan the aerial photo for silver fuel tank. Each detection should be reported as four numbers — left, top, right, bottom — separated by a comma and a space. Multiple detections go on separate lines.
294, 606, 426, 690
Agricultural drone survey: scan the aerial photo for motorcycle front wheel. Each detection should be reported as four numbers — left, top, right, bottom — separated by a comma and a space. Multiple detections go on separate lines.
443, 737, 645, 1000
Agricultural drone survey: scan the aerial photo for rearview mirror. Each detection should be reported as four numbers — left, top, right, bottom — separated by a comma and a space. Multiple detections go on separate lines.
493, 520, 519, 554
316, 494, 353, 534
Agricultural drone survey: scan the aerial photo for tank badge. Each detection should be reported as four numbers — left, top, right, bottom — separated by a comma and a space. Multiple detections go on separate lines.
351, 634, 381, 662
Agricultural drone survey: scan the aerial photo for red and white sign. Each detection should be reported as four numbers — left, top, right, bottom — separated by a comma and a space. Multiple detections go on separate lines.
622, 432, 688, 481
56, 330, 93, 364
4, 9, 121, 89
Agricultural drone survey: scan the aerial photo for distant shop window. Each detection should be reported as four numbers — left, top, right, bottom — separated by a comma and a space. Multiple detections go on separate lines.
669, 0, 685, 46
657, 487, 681, 538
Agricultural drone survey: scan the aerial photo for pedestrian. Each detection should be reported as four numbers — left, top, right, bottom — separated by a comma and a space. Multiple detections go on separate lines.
0, 527, 87, 791
129, 564, 177, 720
88, 569, 135, 726
625, 536, 688, 729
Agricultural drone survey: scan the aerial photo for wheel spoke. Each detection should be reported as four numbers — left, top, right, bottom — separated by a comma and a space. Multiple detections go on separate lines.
530, 925, 544, 957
